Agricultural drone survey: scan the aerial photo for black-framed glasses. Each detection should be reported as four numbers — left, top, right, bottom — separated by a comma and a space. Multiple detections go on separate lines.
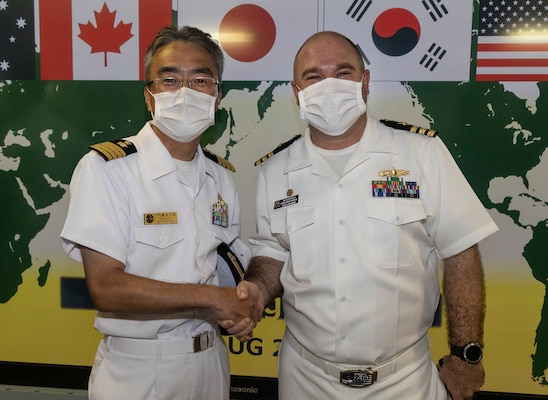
146, 76, 220, 92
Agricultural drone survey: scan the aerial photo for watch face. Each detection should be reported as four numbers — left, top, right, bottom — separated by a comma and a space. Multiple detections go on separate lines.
464, 343, 483, 363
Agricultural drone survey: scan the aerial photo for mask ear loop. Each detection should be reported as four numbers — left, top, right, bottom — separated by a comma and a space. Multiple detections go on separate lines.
212, 81, 220, 98
145, 86, 155, 118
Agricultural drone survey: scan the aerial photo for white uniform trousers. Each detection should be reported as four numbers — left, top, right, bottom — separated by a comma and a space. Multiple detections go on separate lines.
278, 333, 448, 400
88, 333, 229, 400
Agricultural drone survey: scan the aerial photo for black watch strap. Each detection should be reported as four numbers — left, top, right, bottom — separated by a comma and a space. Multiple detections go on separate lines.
450, 343, 483, 364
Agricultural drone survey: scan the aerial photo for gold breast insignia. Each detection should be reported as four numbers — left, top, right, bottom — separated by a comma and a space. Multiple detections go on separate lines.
379, 167, 410, 177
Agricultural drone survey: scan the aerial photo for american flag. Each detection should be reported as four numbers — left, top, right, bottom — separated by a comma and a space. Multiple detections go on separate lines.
476, 0, 548, 81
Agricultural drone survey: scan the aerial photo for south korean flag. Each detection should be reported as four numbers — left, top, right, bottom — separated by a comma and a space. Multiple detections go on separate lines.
322, 0, 474, 82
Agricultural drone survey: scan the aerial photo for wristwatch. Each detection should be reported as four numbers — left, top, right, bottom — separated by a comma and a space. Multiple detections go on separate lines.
450, 343, 483, 364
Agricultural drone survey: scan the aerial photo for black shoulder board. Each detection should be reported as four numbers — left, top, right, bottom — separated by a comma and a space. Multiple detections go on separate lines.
217, 242, 245, 286
89, 139, 137, 161
202, 148, 235, 172
380, 119, 438, 138
217, 242, 245, 336
254, 134, 302, 166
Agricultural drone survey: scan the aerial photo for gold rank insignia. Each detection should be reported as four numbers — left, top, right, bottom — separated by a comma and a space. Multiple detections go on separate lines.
89, 139, 137, 161
255, 135, 302, 166
202, 148, 235, 172
380, 119, 438, 137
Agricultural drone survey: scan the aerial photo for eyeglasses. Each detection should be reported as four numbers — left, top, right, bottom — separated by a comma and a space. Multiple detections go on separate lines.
146, 76, 220, 92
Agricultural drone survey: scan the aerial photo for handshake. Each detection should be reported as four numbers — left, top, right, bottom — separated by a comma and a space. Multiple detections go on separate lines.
215, 255, 284, 342
216, 280, 265, 342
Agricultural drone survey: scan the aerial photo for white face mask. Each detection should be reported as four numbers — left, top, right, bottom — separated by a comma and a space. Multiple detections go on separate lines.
148, 87, 217, 143
297, 77, 366, 136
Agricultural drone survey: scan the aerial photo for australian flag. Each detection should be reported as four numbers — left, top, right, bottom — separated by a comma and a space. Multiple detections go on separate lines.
0, 0, 36, 80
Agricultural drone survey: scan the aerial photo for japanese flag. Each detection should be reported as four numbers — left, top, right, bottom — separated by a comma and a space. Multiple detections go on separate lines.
39, 0, 171, 80
323, 0, 473, 81
178, 0, 319, 81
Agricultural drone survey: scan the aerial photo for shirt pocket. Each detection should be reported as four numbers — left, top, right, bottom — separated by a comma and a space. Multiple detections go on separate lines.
286, 207, 317, 278
365, 198, 426, 269
134, 225, 184, 249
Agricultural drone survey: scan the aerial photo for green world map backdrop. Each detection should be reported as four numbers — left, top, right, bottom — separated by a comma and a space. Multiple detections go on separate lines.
1, 1, 548, 397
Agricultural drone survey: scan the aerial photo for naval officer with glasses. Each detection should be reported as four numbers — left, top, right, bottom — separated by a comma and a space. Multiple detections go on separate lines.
61, 25, 261, 400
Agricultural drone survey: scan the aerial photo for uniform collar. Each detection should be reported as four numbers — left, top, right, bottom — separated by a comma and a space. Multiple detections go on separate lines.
135, 122, 216, 185
283, 115, 397, 175
284, 127, 314, 173
196, 147, 219, 186
359, 116, 398, 155
134, 123, 175, 180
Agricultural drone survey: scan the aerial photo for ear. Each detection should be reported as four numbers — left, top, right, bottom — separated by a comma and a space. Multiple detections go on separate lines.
291, 81, 300, 106
144, 87, 154, 113
361, 70, 371, 102
363, 69, 371, 88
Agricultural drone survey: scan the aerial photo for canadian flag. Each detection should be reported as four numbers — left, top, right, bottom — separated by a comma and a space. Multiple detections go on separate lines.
323, 0, 473, 82
178, 0, 319, 81
39, 0, 171, 80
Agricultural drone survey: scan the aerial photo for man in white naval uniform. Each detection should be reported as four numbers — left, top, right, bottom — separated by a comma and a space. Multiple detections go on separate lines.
225, 31, 498, 400
61, 26, 260, 400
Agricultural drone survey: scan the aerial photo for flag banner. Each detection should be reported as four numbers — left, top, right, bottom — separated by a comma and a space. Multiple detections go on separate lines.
323, 0, 473, 82
476, 0, 548, 82
0, 0, 36, 80
39, 0, 171, 80
178, 0, 319, 81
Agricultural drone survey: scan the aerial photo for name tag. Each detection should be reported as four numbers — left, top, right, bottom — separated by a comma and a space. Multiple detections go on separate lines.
274, 195, 299, 210
143, 212, 178, 225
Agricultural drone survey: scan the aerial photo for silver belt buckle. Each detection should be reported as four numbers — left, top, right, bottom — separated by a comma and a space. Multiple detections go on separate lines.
340, 368, 378, 387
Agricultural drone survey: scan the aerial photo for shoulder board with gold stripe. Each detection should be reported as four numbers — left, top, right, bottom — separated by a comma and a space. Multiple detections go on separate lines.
380, 119, 438, 138
89, 139, 137, 161
202, 148, 235, 172
217, 242, 245, 284
254, 134, 302, 166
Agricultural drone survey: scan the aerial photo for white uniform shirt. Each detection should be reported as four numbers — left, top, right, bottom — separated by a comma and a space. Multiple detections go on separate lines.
61, 123, 242, 339
250, 116, 498, 365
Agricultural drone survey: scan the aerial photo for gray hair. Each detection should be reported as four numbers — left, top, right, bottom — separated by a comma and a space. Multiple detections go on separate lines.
143, 25, 224, 82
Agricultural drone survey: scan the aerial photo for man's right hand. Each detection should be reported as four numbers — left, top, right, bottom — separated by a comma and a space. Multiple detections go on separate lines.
218, 281, 264, 342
